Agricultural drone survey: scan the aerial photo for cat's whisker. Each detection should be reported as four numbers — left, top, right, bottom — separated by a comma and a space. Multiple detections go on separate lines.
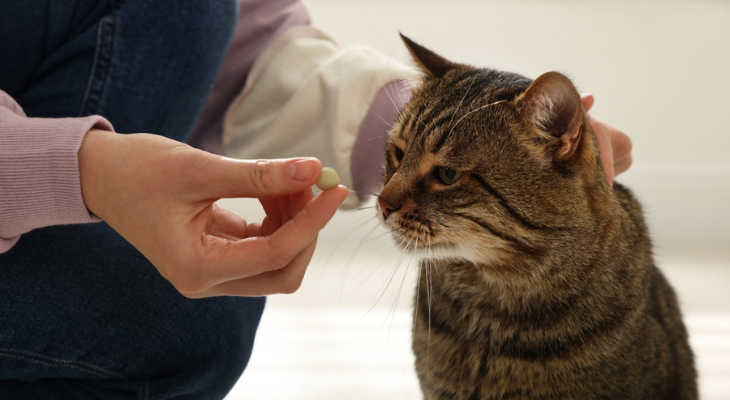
446, 99, 507, 139
336, 220, 397, 299
407, 222, 425, 335
346, 227, 406, 288
340, 184, 379, 198
350, 219, 408, 286
425, 245, 433, 370
366, 227, 399, 242
316, 212, 373, 268
376, 114, 395, 129
448, 77, 477, 127
347, 244, 402, 298
426, 245, 433, 371
381, 234, 418, 356
376, 70, 432, 132
373, 67, 404, 122
352, 244, 407, 350
397, 104, 429, 130
373, 66, 432, 135
315, 212, 381, 301
366, 236, 413, 334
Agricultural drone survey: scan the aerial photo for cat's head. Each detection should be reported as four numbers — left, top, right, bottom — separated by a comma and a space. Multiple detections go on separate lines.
377, 34, 609, 271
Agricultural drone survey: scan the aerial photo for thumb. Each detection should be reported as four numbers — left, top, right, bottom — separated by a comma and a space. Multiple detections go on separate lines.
206, 157, 323, 199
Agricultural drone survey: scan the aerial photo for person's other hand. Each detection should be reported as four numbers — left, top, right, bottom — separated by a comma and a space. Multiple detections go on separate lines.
78, 129, 349, 298
581, 93, 633, 186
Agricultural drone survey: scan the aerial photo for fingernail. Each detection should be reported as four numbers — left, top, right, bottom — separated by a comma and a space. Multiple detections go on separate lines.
288, 159, 318, 181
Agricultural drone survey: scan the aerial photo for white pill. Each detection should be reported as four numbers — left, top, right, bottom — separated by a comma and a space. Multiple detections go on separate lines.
316, 167, 340, 190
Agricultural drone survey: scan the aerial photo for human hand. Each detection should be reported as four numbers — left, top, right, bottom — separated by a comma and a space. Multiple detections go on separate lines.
78, 129, 349, 298
581, 93, 633, 186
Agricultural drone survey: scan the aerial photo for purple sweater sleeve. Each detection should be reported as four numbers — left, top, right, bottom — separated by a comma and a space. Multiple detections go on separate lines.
352, 80, 412, 198
0, 90, 110, 253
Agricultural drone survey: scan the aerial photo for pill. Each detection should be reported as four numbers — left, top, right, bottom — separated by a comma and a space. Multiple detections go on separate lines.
316, 167, 340, 190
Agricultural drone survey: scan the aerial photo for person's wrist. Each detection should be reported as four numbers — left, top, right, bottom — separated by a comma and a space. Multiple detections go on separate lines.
78, 128, 119, 219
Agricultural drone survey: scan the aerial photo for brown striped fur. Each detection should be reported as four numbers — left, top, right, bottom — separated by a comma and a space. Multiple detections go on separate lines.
376, 35, 697, 400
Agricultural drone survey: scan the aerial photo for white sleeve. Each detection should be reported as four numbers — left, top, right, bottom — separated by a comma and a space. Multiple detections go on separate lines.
222, 26, 416, 208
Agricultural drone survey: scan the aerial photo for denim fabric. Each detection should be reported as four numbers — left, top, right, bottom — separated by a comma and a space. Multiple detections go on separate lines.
0, 1, 267, 398
0, 224, 265, 399
0, 0, 238, 141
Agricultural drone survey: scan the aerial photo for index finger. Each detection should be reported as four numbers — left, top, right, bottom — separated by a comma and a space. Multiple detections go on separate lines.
202, 157, 323, 200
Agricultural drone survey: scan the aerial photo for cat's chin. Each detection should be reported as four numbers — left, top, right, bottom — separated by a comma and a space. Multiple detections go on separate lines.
381, 216, 505, 265
392, 235, 503, 265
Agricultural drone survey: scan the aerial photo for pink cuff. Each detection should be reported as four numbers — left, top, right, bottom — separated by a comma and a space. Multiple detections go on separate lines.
351, 80, 412, 200
1, 102, 111, 252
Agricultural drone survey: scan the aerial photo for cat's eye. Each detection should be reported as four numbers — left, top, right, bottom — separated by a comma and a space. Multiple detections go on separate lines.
394, 147, 405, 162
437, 167, 463, 185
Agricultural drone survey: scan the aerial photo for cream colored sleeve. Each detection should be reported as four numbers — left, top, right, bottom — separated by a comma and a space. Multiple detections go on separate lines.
222, 26, 416, 208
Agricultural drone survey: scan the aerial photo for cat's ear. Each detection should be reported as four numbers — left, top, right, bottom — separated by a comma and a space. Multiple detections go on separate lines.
400, 33, 461, 78
516, 72, 584, 160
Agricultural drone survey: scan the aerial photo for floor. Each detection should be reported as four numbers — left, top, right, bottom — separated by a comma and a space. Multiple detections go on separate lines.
223, 1, 729, 398
222, 196, 730, 400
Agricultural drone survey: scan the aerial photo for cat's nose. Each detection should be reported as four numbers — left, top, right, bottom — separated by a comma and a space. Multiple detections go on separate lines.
378, 197, 400, 219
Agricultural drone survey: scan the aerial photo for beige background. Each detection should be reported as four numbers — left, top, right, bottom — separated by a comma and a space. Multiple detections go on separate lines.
225, 1, 730, 399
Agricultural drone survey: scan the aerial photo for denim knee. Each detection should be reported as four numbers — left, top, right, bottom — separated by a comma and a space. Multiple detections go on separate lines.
0, 220, 266, 400
143, 296, 266, 400
163, 0, 239, 60
0, 295, 265, 400
79, 0, 240, 140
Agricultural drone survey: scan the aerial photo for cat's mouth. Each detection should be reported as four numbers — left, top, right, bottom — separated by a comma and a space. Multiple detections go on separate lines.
391, 224, 433, 250
381, 213, 434, 248
381, 213, 459, 257
389, 223, 481, 262
381, 211, 505, 263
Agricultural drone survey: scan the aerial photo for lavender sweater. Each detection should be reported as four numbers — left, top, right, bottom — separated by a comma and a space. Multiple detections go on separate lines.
0, 0, 407, 253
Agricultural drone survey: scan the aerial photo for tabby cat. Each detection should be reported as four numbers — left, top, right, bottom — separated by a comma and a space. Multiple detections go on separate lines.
376, 35, 697, 400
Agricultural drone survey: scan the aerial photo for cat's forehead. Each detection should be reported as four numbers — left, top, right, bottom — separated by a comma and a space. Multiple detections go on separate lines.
394, 68, 531, 159
432, 68, 531, 102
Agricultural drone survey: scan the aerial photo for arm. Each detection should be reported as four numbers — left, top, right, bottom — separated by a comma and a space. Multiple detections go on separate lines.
1, 88, 349, 296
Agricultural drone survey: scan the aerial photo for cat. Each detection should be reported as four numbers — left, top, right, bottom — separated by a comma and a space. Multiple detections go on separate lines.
375, 34, 697, 400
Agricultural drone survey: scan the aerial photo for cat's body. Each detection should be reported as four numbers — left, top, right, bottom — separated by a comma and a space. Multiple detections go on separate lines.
411, 185, 694, 399
377, 35, 696, 400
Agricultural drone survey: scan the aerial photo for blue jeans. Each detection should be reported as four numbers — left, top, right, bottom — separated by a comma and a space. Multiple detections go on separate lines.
0, 1, 266, 399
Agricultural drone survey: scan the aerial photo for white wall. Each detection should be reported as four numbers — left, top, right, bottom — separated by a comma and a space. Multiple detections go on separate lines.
305, 0, 730, 250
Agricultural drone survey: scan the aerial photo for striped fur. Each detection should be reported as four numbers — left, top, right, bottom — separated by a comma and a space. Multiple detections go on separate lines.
376, 36, 697, 400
